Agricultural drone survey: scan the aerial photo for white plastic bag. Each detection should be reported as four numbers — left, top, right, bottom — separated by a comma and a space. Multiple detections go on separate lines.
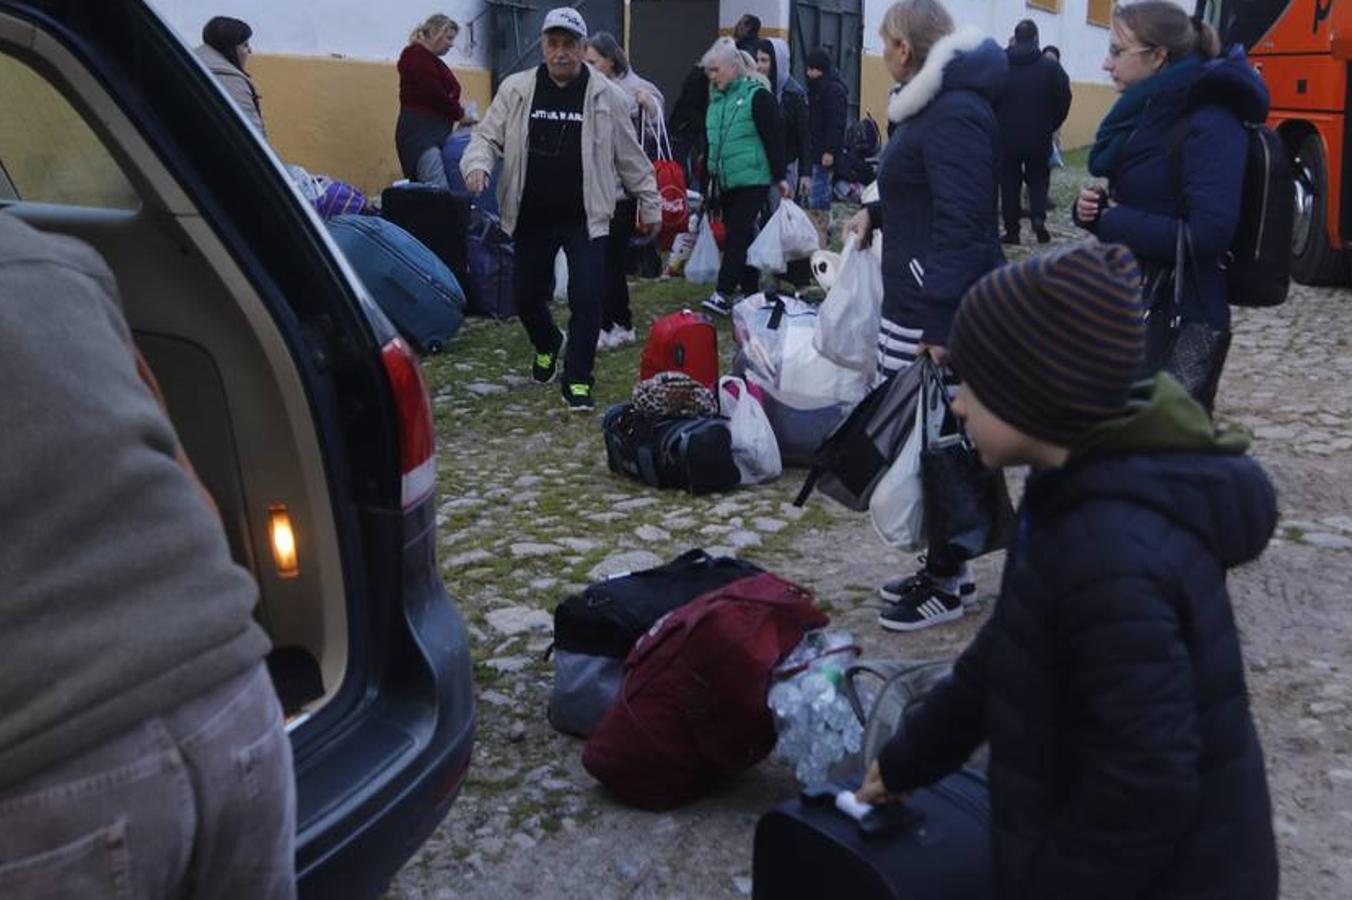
719, 376, 782, 485
685, 214, 721, 284
815, 234, 884, 374
748, 199, 819, 273
778, 199, 821, 259
286, 164, 326, 203
732, 293, 871, 405
553, 249, 569, 302
869, 364, 947, 549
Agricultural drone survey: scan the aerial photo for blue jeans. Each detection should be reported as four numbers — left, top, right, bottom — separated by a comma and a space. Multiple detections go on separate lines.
514, 215, 607, 385
808, 164, 833, 211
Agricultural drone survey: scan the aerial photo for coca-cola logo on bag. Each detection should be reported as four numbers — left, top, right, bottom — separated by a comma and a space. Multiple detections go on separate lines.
660, 185, 687, 215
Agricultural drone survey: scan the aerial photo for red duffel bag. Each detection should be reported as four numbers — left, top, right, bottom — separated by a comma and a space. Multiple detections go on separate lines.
582, 572, 828, 810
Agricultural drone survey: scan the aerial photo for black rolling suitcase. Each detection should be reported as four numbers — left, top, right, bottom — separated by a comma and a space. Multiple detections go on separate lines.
752, 770, 993, 899
380, 184, 474, 307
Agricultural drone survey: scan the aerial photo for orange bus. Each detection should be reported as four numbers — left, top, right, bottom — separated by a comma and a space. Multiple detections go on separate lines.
1203, 0, 1352, 284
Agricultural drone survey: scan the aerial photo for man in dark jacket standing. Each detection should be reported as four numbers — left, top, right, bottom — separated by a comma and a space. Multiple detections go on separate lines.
805, 48, 848, 241
997, 20, 1071, 244
858, 243, 1279, 900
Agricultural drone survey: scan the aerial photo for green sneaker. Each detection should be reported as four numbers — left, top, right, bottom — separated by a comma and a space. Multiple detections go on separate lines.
531, 330, 565, 384
562, 381, 594, 412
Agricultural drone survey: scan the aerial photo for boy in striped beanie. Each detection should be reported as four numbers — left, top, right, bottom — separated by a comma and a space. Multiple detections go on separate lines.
856, 241, 1280, 899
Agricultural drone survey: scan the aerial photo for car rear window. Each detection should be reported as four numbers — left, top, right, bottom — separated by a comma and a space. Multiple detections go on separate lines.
0, 52, 139, 209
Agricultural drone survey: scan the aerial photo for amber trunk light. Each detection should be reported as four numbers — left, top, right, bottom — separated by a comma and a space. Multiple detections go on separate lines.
268, 505, 299, 578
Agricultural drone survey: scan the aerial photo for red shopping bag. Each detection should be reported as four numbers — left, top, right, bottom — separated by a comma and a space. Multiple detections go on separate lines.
656, 159, 689, 250
647, 115, 689, 250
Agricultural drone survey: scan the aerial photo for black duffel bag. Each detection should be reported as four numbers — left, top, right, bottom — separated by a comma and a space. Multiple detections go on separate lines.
548, 549, 763, 736
602, 402, 740, 495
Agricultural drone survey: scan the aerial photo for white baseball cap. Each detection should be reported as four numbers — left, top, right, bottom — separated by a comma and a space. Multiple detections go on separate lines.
541, 7, 587, 39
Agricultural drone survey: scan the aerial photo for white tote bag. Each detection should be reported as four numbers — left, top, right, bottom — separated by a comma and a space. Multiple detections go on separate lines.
685, 214, 721, 284
868, 364, 947, 549
814, 234, 883, 374
718, 376, 782, 484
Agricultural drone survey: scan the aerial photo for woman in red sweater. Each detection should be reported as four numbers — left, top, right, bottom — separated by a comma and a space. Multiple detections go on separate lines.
396, 14, 467, 187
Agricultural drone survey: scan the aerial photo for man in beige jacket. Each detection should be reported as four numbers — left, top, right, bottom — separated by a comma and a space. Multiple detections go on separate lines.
462, 7, 659, 411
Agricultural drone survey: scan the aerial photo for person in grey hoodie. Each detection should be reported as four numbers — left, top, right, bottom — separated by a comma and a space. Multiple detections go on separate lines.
585, 30, 664, 350
0, 211, 292, 898
756, 36, 814, 287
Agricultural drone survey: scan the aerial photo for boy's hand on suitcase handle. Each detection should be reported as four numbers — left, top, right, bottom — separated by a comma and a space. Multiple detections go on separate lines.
856, 760, 911, 807
465, 170, 489, 195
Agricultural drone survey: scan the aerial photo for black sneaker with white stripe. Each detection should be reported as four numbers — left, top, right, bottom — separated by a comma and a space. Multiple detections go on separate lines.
879, 562, 977, 607
878, 575, 964, 632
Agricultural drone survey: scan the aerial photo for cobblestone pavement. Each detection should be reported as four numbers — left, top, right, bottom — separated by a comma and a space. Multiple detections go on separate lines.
389, 159, 1352, 898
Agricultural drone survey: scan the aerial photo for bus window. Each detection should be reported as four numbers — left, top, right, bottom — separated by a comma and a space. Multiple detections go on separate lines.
1203, 0, 1290, 50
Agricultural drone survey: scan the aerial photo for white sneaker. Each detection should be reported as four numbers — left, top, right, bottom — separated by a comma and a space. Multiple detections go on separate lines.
610, 327, 637, 347
595, 327, 615, 351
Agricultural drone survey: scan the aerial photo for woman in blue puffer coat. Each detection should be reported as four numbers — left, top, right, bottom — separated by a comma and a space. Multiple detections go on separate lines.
846, 0, 1006, 632
1074, 1, 1267, 408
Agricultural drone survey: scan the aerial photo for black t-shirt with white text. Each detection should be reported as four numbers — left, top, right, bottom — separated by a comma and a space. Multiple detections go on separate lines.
520, 64, 589, 225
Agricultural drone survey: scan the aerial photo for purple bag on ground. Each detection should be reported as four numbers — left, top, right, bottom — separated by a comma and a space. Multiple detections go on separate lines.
314, 181, 368, 219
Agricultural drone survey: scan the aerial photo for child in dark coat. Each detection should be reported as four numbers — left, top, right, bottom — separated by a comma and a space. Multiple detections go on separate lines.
857, 242, 1279, 900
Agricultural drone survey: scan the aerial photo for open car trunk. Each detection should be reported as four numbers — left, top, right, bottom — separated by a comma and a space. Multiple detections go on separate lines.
0, 30, 351, 725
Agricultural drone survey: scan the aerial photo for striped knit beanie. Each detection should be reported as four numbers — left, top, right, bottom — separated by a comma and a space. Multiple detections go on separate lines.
948, 242, 1145, 446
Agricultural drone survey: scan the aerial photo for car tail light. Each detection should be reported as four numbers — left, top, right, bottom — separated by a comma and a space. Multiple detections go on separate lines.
380, 338, 436, 508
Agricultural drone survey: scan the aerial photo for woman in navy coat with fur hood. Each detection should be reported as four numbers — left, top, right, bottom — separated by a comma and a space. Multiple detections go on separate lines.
847, 0, 1006, 631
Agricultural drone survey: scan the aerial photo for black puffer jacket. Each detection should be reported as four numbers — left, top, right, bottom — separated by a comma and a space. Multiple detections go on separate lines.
806, 62, 848, 162
996, 40, 1070, 156
878, 375, 1279, 900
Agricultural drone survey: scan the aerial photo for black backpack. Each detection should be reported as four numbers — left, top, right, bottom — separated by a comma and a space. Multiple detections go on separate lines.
1171, 119, 1293, 308
846, 113, 881, 161
1225, 124, 1293, 307
838, 114, 882, 184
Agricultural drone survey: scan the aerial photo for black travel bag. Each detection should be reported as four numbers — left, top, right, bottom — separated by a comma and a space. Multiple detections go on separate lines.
602, 403, 740, 495
380, 184, 476, 308
752, 769, 993, 899
548, 548, 763, 736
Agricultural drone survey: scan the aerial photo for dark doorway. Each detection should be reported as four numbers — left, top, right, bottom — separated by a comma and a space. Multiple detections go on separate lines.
628, 0, 720, 119
791, 0, 864, 121
488, 0, 624, 87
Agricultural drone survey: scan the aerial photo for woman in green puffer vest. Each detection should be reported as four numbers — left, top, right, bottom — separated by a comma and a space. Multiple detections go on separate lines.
698, 37, 788, 316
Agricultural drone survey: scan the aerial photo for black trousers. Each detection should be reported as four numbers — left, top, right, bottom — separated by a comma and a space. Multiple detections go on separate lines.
602, 198, 636, 331
716, 186, 765, 296
1000, 152, 1051, 233
513, 215, 606, 386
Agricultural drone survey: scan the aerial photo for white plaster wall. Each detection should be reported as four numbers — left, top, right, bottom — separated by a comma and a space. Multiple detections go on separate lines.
862, 0, 1113, 85
720, 0, 792, 31
147, 0, 491, 67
